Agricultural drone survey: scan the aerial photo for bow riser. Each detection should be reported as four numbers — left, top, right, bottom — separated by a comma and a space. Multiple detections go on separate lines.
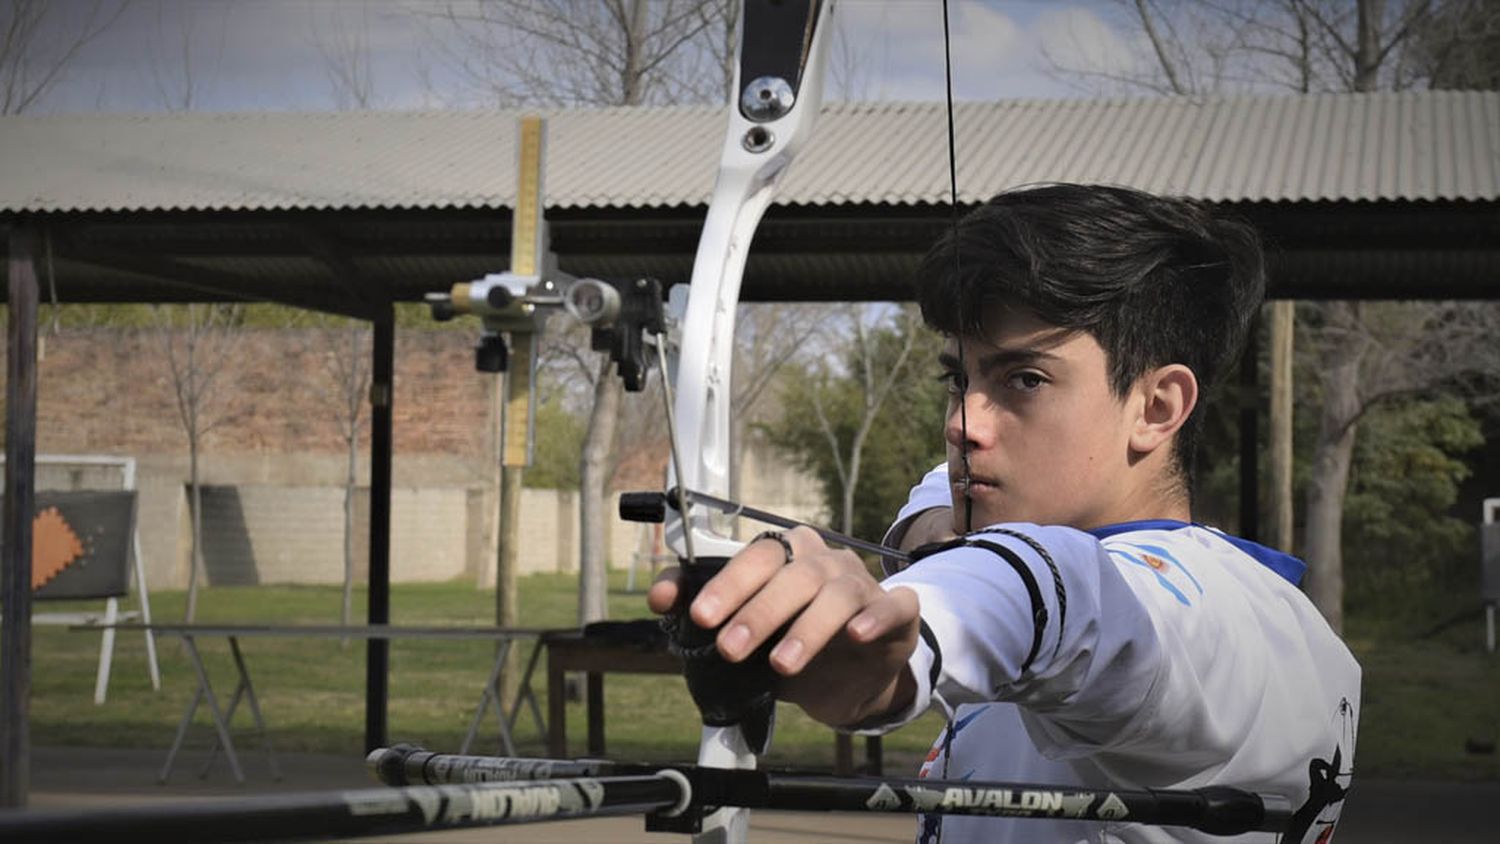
664, 3, 836, 841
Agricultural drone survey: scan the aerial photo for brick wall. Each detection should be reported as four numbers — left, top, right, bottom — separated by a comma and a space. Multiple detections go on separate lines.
13, 325, 823, 592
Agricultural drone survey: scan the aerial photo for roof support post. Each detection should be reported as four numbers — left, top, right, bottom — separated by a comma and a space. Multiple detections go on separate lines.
364, 303, 395, 753
2, 225, 40, 808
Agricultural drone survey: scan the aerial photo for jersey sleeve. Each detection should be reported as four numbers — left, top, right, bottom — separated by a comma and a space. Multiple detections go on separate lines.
869, 524, 1166, 754
881, 463, 951, 549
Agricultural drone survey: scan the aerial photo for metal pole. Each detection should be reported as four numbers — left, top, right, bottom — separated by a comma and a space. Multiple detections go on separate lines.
2, 225, 40, 808
364, 305, 395, 753
1486, 604, 1495, 655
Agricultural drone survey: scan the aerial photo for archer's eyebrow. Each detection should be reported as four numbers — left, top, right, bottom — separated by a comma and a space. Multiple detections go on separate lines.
938, 348, 1062, 373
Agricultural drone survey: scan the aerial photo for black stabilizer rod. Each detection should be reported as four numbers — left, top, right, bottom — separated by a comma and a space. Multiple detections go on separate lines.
370, 747, 1293, 837
0, 774, 686, 843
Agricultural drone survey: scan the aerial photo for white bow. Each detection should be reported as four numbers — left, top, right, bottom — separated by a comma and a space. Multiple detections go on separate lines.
663, 2, 838, 841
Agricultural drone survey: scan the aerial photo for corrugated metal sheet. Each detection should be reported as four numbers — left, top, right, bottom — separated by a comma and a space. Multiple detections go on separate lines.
1, 91, 1495, 215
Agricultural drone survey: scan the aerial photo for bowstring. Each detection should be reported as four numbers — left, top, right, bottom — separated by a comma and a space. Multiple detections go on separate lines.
936, 3, 966, 843
941, 0, 973, 537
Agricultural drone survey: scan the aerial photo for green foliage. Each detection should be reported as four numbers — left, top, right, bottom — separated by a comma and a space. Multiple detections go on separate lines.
523, 391, 587, 490
1132, 312, 1488, 640
21, 301, 459, 331
1343, 395, 1483, 629
762, 314, 947, 543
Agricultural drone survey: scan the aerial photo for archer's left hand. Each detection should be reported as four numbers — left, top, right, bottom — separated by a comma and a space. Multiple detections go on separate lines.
647, 526, 921, 728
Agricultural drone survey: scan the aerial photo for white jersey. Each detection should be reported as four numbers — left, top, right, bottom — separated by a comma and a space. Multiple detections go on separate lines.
869, 466, 1360, 844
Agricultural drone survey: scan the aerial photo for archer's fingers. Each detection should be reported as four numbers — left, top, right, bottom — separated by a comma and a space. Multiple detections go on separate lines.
689, 532, 799, 629
646, 567, 684, 615
767, 572, 876, 674
846, 586, 921, 644
715, 550, 846, 663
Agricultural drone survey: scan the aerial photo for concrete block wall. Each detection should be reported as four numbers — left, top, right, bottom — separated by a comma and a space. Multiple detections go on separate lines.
30, 448, 828, 591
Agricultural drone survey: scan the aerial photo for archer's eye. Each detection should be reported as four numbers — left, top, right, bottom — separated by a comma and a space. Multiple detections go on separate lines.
937, 370, 967, 395
1007, 371, 1047, 393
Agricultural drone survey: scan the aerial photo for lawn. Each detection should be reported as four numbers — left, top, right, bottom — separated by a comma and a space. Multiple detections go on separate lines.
29, 573, 1500, 780
30, 572, 944, 771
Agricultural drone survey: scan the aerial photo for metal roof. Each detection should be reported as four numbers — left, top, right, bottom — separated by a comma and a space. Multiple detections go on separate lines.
2, 91, 1496, 215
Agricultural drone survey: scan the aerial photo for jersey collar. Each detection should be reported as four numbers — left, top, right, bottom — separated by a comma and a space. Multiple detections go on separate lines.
1086, 519, 1307, 587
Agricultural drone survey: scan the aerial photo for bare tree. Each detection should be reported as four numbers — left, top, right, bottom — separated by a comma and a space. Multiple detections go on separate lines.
311, 2, 378, 634
728, 303, 824, 531
1044, 0, 1499, 630
306, 320, 371, 634
138, 1, 238, 622
311, 0, 375, 110
156, 304, 242, 622
0, 0, 127, 114
420, 0, 729, 108
804, 305, 922, 535
145, 0, 227, 111
427, 0, 734, 626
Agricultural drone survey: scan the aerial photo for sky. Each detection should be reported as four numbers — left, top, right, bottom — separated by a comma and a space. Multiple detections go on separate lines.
26, 0, 1154, 114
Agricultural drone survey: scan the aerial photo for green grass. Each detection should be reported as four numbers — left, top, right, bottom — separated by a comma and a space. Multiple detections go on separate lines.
1344, 614, 1500, 780
31, 573, 943, 771
31, 575, 1500, 779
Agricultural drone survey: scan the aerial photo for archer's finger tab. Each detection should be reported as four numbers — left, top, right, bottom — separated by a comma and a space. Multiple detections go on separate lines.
751, 530, 795, 565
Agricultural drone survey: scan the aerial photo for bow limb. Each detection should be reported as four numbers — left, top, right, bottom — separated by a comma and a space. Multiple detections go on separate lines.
664, 2, 836, 841
669, 0, 836, 562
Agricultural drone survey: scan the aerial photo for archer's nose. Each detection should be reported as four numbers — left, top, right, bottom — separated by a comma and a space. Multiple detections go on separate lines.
944, 391, 990, 453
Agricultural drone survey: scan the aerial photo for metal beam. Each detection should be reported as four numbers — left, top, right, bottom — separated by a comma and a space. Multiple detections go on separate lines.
53, 236, 369, 318
293, 225, 382, 320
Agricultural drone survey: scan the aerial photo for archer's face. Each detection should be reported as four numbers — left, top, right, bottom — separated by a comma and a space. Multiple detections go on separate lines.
940, 304, 1144, 533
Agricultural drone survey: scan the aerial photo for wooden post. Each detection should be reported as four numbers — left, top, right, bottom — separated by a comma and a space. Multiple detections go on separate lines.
497, 334, 534, 633
2, 226, 40, 808
497, 117, 546, 711
1268, 301, 1295, 552
1238, 312, 1260, 543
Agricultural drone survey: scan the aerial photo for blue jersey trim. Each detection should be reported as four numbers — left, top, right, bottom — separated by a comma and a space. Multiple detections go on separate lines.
1086, 520, 1307, 587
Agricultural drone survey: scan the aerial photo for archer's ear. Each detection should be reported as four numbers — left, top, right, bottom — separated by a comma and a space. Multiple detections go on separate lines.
1129, 364, 1198, 455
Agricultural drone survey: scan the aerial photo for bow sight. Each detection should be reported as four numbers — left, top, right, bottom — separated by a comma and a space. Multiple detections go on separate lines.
426, 272, 668, 392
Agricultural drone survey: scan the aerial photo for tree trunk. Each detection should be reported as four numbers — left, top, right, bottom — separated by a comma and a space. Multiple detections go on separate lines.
1268, 301, 1295, 552
184, 438, 204, 623
1354, 0, 1382, 92
842, 422, 872, 535
342, 327, 359, 635
1302, 303, 1365, 632
342, 429, 357, 631
578, 363, 622, 624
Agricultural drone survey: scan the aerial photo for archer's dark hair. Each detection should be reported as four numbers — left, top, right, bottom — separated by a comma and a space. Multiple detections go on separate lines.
916, 182, 1266, 488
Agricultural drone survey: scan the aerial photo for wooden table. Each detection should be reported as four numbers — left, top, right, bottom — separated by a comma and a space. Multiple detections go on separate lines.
543, 629, 680, 757
540, 627, 882, 774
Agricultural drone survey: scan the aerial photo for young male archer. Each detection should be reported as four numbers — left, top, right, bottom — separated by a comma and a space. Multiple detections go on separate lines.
649, 183, 1360, 843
